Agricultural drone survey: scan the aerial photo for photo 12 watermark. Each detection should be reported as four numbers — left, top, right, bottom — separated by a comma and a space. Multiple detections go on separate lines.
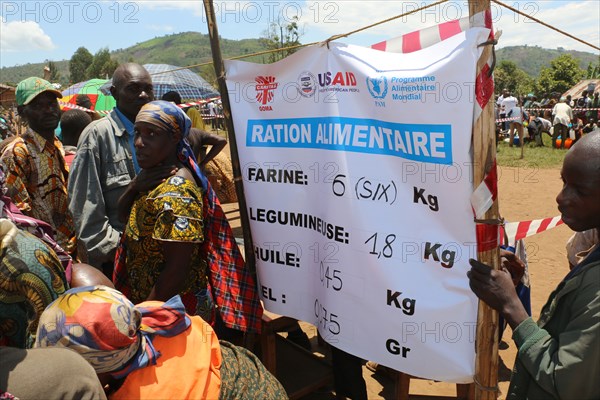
1, 1, 140, 24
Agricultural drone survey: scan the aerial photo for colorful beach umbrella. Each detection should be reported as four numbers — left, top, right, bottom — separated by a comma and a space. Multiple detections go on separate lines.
61, 79, 116, 112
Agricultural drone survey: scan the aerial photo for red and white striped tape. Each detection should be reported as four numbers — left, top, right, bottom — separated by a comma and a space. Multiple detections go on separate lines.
523, 107, 600, 112
201, 115, 225, 119
502, 216, 564, 245
177, 97, 221, 108
59, 97, 222, 118
59, 101, 109, 115
495, 116, 522, 123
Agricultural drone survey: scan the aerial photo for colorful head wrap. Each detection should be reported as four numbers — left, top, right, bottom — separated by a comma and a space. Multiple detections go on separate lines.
34, 285, 190, 378
135, 100, 207, 190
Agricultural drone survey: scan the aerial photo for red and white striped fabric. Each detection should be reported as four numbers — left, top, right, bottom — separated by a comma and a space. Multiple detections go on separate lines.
371, 11, 497, 219
470, 159, 497, 218
502, 216, 564, 245
371, 11, 494, 123
371, 11, 499, 252
371, 12, 485, 53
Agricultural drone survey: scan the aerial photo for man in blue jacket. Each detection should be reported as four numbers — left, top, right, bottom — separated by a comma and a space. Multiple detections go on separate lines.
68, 63, 172, 276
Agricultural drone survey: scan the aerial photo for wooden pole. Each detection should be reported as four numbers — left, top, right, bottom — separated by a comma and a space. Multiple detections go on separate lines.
469, 1, 501, 399
520, 125, 525, 159
202, 0, 257, 291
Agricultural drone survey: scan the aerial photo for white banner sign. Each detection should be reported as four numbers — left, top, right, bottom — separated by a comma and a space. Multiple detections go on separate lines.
225, 28, 490, 383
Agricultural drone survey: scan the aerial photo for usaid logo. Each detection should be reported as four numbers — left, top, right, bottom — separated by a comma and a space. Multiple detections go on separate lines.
317, 71, 357, 87
367, 76, 388, 99
297, 71, 317, 97
255, 76, 278, 111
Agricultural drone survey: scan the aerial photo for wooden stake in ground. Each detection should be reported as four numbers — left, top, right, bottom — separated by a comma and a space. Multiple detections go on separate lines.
202, 0, 258, 308
521, 129, 525, 159
469, 0, 501, 399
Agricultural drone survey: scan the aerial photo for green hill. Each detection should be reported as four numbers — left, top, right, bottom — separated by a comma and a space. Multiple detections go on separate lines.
496, 45, 599, 77
1, 33, 598, 87
0, 61, 71, 87
111, 32, 268, 72
0, 32, 269, 87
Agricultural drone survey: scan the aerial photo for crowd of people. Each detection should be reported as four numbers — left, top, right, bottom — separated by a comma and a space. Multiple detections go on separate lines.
0, 64, 599, 399
0, 66, 285, 399
495, 88, 600, 150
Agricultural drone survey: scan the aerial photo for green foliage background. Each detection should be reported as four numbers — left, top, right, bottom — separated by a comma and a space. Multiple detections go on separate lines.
0, 32, 270, 87
496, 46, 598, 77
0, 34, 597, 92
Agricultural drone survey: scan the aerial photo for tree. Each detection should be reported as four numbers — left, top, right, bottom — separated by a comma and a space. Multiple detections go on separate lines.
69, 47, 93, 83
534, 54, 584, 95
535, 67, 556, 97
260, 16, 303, 63
86, 48, 119, 79
585, 61, 600, 79
494, 60, 534, 97
44, 60, 61, 82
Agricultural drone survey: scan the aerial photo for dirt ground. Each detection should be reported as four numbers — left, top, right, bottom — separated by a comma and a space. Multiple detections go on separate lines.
221, 155, 571, 399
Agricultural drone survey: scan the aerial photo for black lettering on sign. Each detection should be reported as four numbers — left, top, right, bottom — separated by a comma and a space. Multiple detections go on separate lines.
255, 246, 300, 267
385, 338, 411, 358
249, 208, 349, 244
247, 167, 307, 185
413, 186, 439, 211
386, 290, 416, 315
261, 285, 278, 301
423, 242, 455, 268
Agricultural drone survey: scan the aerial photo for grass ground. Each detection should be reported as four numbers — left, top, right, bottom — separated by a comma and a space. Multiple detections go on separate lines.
495, 138, 567, 169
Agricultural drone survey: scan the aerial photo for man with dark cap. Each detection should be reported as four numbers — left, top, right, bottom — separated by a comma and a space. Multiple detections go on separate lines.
0, 77, 77, 257
68, 63, 172, 275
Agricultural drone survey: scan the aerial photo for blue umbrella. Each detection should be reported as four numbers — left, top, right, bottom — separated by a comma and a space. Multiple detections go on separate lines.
100, 64, 219, 100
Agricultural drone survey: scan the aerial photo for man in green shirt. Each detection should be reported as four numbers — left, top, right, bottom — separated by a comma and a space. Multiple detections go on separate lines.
468, 132, 600, 399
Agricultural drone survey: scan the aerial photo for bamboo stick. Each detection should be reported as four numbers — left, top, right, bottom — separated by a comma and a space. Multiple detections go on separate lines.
469, 1, 501, 399
202, 0, 258, 342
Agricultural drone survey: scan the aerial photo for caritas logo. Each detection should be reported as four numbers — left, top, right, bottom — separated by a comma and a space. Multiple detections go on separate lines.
255, 76, 278, 110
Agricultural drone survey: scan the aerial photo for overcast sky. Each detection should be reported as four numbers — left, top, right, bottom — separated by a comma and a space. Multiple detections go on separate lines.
1, 0, 598, 69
